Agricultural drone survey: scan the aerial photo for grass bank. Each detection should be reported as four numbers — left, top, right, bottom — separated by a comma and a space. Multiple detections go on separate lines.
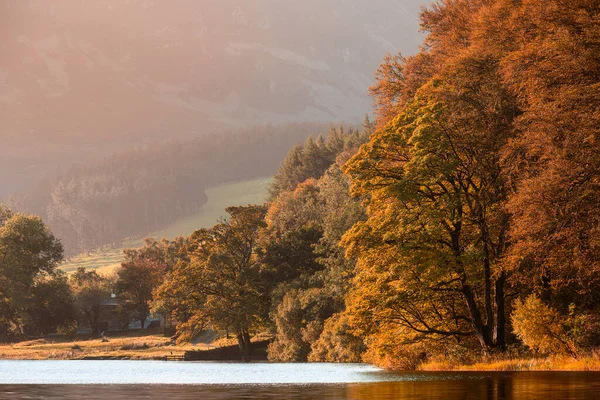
0, 332, 273, 361
420, 355, 600, 371
0, 334, 197, 360
4, 333, 599, 370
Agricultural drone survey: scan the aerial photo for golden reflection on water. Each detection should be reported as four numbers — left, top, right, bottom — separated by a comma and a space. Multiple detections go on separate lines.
347, 372, 600, 400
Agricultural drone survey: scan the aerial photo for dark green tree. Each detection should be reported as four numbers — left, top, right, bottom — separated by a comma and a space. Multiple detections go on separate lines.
116, 258, 166, 329
70, 268, 113, 337
0, 211, 65, 335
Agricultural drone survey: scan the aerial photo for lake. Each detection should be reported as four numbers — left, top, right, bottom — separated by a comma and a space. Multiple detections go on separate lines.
0, 361, 599, 399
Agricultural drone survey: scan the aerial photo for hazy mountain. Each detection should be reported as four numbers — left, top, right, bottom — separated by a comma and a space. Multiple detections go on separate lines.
0, 0, 429, 195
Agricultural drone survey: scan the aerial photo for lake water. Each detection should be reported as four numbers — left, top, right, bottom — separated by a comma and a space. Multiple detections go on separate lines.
0, 361, 599, 399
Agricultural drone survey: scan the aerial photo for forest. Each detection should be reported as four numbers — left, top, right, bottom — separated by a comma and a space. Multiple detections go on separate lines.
7, 123, 329, 256
1, 0, 599, 369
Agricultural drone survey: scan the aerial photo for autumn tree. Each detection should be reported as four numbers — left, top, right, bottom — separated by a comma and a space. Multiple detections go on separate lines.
154, 205, 268, 359
309, 313, 365, 363
512, 295, 577, 356
123, 237, 188, 270
263, 156, 366, 362
24, 273, 76, 336
342, 0, 521, 356
490, 0, 600, 323
120, 237, 187, 329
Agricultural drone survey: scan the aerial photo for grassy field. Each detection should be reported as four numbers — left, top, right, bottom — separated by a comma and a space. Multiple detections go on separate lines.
0, 335, 200, 360
60, 177, 271, 274
0, 332, 273, 360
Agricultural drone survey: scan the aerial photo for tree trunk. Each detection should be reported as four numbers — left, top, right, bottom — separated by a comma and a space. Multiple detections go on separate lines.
90, 310, 99, 338
237, 330, 252, 362
461, 284, 490, 351
494, 272, 507, 351
244, 330, 251, 355
483, 253, 494, 338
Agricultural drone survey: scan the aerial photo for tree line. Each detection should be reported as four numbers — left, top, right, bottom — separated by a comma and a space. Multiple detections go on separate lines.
150, 0, 600, 364
0, 124, 369, 349
0, 204, 181, 338
8, 123, 329, 256
152, 123, 372, 359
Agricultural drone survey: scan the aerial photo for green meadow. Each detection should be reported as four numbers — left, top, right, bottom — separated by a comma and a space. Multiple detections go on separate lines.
60, 177, 271, 274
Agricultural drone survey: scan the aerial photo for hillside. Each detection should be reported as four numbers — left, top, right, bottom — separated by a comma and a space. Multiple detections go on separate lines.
0, 0, 428, 195
11, 123, 326, 255
60, 177, 270, 274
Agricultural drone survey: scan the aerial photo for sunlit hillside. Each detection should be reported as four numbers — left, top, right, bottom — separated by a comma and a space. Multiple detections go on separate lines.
60, 177, 270, 274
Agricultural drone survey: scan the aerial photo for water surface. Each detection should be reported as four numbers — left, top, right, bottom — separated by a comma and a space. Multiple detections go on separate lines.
0, 361, 599, 399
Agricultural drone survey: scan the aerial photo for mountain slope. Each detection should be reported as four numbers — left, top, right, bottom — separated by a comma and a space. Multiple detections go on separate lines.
0, 0, 428, 194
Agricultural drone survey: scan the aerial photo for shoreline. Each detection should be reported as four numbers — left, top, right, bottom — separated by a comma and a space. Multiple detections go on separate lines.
417, 357, 600, 372
1, 336, 600, 371
0, 334, 270, 362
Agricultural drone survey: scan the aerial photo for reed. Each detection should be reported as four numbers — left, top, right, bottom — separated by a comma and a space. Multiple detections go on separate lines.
420, 354, 600, 371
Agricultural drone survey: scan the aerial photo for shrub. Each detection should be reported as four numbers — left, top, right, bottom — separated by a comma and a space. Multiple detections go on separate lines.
512, 295, 575, 355
308, 313, 365, 362
119, 342, 149, 350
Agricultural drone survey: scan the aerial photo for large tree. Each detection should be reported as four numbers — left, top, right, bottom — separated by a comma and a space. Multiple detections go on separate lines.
494, 0, 600, 315
0, 209, 69, 335
342, 0, 519, 354
154, 205, 268, 359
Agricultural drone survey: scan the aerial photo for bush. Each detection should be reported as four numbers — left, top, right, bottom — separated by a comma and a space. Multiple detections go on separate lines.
267, 292, 311, 362
512, 295, 575, 355
566, 306, 600, 351
308, 313, 365, 362
119, 342, 149, 350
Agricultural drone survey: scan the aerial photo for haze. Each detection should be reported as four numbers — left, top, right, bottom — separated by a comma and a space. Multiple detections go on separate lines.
0, 0, 429, 197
